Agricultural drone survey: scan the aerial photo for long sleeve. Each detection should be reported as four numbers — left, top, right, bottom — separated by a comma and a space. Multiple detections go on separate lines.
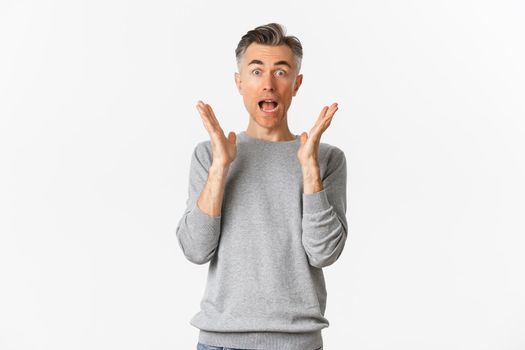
301, 147, 348, 268
186, 132, 346, 349
175, 142, 222, 265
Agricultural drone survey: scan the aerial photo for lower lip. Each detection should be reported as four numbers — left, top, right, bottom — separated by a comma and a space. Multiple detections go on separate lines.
259, 104, 279, 115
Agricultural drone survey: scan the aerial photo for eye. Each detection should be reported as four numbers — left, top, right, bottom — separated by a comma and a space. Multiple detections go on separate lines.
252, 69, 262, 76
275, 69, 287, 76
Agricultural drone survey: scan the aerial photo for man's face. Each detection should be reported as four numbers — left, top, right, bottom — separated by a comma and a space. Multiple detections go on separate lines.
235, 43, 303, 130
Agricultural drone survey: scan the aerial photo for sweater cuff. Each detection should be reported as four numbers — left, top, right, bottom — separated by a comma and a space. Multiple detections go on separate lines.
186, 202, 222, 236
302, 189, 332, 214
192, 202, 222, 220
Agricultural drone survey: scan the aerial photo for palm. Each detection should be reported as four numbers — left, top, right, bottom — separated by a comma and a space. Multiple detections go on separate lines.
297, 103, 338, 165
196, 100, 237, 167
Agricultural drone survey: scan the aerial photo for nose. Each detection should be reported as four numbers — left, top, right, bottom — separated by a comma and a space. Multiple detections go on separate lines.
262, 72, 275, 92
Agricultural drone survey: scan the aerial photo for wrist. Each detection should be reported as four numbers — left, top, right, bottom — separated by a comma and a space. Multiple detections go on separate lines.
301, 165, 320, 179
303, 178, 323, 194
210, 162, 230, 172
302, 166, 323, 194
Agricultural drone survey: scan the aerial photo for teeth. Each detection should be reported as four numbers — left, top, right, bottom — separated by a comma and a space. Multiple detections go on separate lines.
259, 100, 278, 112
262, 105, 278, 112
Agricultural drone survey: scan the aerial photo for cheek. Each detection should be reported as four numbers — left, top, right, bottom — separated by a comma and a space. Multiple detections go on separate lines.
240, 77, 258, 88
241, 85, 259, 99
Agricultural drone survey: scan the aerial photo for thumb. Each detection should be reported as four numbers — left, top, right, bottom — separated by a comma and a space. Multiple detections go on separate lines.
228, 131, 237, 144
299, 132, 308, 145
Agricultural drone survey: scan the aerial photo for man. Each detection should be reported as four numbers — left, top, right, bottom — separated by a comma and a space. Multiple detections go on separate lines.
176, 23, 348, 350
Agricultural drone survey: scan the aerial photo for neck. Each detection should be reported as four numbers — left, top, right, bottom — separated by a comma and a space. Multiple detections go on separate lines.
245, 118, 296, 142
244, 128, 296, 142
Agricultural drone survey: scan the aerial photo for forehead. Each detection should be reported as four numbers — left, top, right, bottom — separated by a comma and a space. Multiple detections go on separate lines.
242, 43, 295, 66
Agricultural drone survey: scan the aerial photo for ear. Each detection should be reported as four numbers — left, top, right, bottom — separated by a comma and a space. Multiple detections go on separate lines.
234, 72, 242, 94
292, 74, 303, 96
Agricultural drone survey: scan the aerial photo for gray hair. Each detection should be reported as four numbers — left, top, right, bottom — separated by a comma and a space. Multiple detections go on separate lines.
235, 23, 303, 74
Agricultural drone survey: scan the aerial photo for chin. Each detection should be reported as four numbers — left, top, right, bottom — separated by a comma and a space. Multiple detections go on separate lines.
256, 117, 283, 130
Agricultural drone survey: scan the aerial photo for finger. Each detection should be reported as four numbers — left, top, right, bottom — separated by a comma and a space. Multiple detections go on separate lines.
299, 132, 308, 145
196, 101, 211, 121
202, 104, 225, 137
316, 104, 338, 125
324, 103, 338, 119
310, 106, 328, 132
228, 131, 236, 144
205, 104, 222, 129
310, 104, 337, 138
320, 114, 335, 133
325, 117, 333, 128
203, 103, 216, 122
313, 112, 336, 136
198, 102, 215, 125
317, 106, 329, 121
196, 103, 215, 133
322, 109, 335, 125
196, 101, 210, 122
206, 107, 225, 137
325, 109, 337, 123
314, 106, 333, 129
319, 110, 337, 132
197, 102, 220, 132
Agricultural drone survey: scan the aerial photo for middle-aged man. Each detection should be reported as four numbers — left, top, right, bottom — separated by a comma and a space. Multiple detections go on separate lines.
176, 23, 349, 350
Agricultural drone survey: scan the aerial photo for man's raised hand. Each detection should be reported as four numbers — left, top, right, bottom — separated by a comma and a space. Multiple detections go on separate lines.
297, 102, 338, 168
196, 100, 237, 168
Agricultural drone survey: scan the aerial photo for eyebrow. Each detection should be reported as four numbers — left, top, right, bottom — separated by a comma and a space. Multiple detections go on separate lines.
247, 59, 292, 68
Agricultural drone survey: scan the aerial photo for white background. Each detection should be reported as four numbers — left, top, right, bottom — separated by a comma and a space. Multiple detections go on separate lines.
1, 0, 524, 349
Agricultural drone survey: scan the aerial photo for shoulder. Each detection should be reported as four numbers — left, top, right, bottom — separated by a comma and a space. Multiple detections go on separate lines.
194, 139, 212, 153
319, 141, 346, 163
318, 142, 347, 180
192, 140, 213, 167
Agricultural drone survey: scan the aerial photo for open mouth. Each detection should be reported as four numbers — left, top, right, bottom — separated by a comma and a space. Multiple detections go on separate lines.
258, 99, 279, 113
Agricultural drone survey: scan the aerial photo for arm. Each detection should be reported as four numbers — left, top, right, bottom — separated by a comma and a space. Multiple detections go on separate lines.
301, 148, 348, 268
198, 162, 230, 217
175, 100, 236, 265
297, 102, 348, 268
175, 143, 231, 265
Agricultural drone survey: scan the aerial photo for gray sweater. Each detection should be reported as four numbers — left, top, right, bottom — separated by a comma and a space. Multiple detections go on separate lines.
176, 131, 348, 350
